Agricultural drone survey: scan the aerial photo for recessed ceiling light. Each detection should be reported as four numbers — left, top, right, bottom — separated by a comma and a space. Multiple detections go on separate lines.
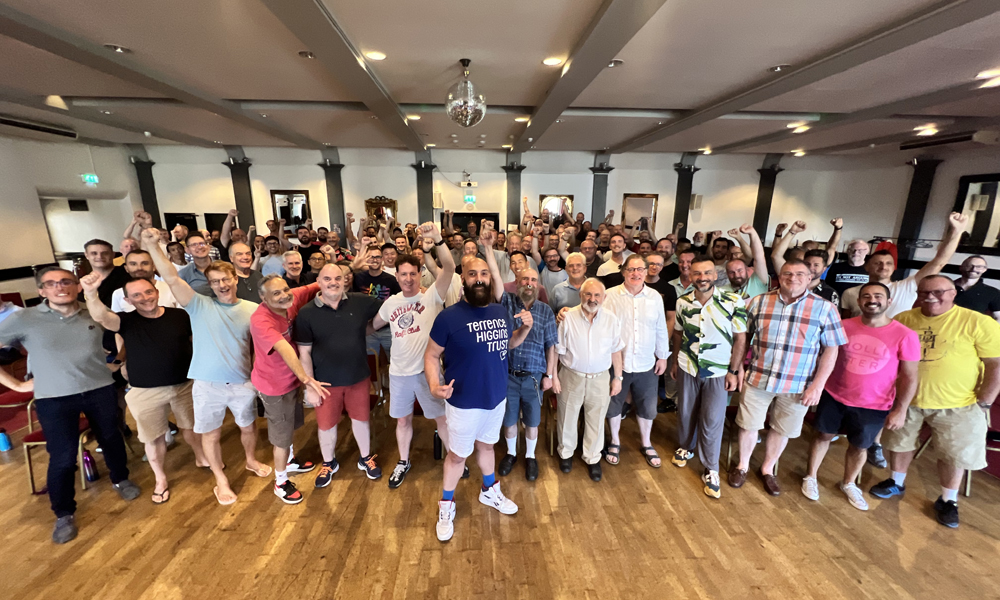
103, 44, 132, 54
786, 121, 807, 129
369, 115, 378, 120
143, 131, 152, 137
364, 51, 386, 61
603, 146, 609, 150
976, 69, 1000, 80
699, 147, 712, 155
915, 127, 938, 136
542, 57, 563, 66
426, 143, 436, 147
298, 51, 315, 59
406, 114, 420, 120
452, 140, 459, 144
502, 144, 512, 149
450, 133, 458, 138
44, 95, 68, 110
478, 141, 486, 145
554, 119, 562, 123
769, 64, 791, 72
792, 125, 811, 134
607, 59, 624, 68
260, 113, 268, 118
979, 76, 1000, 89
214, 141, 223, 144
99, 110, 113, 115
323, 143, 332, 146
480, 134, 487, 138
793, 150, 806, 157
514, 117, 529, 123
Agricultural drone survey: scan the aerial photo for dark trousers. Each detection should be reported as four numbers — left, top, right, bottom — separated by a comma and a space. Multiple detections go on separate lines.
34, 385, 130, 517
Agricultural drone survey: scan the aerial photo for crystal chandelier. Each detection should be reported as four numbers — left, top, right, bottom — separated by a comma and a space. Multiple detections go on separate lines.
446, 58, 486, 128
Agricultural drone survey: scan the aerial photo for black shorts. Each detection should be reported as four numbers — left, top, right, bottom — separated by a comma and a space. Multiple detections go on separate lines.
814, 391, 889, 449
607, 369, 658, 420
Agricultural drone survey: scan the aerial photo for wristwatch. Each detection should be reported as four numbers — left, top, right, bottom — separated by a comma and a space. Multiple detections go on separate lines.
727, 367, 739, 375
434, 239, 446, 246
615, 375, 624, 381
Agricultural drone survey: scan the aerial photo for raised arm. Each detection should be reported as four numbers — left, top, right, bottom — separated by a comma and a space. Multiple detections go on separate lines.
530, 232, 542, 266
220, 209, 238, 246
625, 219, 640, 245
914, 212, 967, 282
825, 218, 843, 266
771, 222, 788, 247
771, 220, 805, 275
123, 211, 141, 241
602, 209, 615, 226
140, 227, 195, 306
423, 221, 455, 300
558, 229, 571, 260
739, 224, 769, 285
80, 272, 121, 332
481, 229, 505, 302
422, 238, 441, 277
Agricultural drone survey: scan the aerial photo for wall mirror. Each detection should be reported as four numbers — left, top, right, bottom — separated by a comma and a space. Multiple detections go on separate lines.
621, 193, 659, 236
538, 195, 573, 223
365, 196, 398, 224
953, 173, 1000, 251
271, 190, 310, 236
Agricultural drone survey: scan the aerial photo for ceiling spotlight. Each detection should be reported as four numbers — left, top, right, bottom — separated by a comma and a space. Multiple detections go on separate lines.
502, 144, 512, 149
786, 121, 807, 129
915, 127, 938, 137
607, 59, 624, 68
478, 140, 486, 145
260, 114, 268, 118
323, 143, 332, 146
603, 146, 609, 150
452, 139, 460, 144
298, 51, 315, 59
979, 76, 1000, 89
426, 143, 436, 147
555, 119, 562, 123
793, 150, 806, 157
143, 131, 152, 137
446, 58, 486, 128
699, 147, 712, 155
514, 117, 529, 123
769, 64, 791, 72
214, 141, 223, 144
792, 125, 811, 134
406, 114, 420, 120
480, 134, 487, 138
450, 133, 458, 138
976, 69, 1000, 80
44, 95, 68, 110
103, 44, 132, 54
369, 115, 378, 120
542, 57, 563, 66
364, 51, 386, 61
99, 110, 113, 115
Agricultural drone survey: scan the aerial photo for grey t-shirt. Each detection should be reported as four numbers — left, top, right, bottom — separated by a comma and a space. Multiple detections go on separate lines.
0, 303, 114, 399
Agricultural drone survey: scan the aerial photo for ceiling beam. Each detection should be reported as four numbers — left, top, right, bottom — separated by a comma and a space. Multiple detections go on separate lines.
0, 85, 216, 147
259, 0, 425, 152
511, 0, 669, 153
610, 0, 1000, 153
0, 4, 324, 149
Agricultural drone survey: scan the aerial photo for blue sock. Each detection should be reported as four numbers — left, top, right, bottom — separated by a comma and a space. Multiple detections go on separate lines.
442, 489, 455, 502
482, 473, 496, 490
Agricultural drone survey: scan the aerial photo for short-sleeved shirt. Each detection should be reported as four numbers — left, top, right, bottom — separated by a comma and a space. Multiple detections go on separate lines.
117, 308, 193, 388
895, 306, 1000, 409
260, 255, 285, 277
824, 262, 869, 296
184, 294, 257, 384
250, 284, 319, 396
354, 270, 401, 301
812, 281, 839, 306
377, 286, 445, 377
646, 277, 679, 314
294, 293, 383, 387
841, 277, 918, 319
550, 279, 582, 313
500, 293, 558, 375
235, 270, 264, 302
824, 317, 920, 411
675, 288, 748, 379
954, 280, 1000, 316
668, 277, 695, 302
178, 262, 214, 297
296, 242, 324, 264
539, 267, 569, 300
746, 290, 848, 394
428, 301, 512, 410
110, 279, 179, 313
721, 274, 770, 302
0, 303, 114, 399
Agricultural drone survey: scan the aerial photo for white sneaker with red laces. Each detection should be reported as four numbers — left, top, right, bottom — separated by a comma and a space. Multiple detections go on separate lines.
437, 500, 456, 542
479, 483, 518, 515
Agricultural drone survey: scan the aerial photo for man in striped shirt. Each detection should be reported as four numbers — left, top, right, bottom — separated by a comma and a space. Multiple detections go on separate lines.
728, 259, 847, 496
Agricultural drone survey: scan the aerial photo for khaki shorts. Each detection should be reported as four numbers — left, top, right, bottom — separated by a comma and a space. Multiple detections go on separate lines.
259, 388, 305, 449
883, 404, 988, 471
125, 381, 195, 443
735, 383, 809, 439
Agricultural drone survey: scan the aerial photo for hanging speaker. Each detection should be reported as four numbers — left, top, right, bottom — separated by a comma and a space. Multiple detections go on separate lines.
691, 194, 703, 210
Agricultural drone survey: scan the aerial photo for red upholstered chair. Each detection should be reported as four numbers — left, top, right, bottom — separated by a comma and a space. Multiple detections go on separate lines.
0, 292, 23, 307
23, 399, 91, 494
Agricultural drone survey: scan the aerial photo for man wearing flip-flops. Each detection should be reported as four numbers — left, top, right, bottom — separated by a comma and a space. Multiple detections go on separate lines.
142, 229, 271, 506
602, 254, 671, 469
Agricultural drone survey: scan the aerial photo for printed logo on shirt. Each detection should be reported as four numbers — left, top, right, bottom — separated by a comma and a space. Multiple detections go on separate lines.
361, 283, 393, 301
466, 318, 509, 356
389, 301, 426, 338
836, 273, 870, 284
843, 334, 890, 374
915, 326, 945, 362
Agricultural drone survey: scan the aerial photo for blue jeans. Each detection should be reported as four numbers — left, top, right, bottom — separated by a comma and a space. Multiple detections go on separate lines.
503, 372, 543, 428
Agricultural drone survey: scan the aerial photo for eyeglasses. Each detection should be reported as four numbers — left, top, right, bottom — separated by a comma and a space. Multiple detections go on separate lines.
917, 289, 955, 296
41, 278, 76, 289
208, 277, 234, 286
624, 267, 647, 274
187, 242, 208, 249
780, 272, 811, 279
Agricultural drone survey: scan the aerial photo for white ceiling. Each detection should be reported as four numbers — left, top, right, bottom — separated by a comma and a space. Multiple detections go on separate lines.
0, 0, 998, 156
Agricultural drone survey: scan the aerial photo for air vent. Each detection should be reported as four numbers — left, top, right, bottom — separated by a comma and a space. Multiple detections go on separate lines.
899, 132, 974, 150
68, 200, 89, 211
0, 115, 78, 139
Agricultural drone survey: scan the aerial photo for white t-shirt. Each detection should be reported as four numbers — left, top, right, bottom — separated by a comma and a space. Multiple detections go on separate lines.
377, 286, 444, 376
110, 278, 180, 313
596, 250, 634, 276
840, 276, 918, 319
540, 267, 569, 299
383, 266, 397, 276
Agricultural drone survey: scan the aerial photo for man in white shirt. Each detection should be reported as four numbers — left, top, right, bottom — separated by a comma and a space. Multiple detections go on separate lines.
603, 254, 670, 468
552, 278, 624, 482
596, 233, 634, 277
109, 249, 178, 312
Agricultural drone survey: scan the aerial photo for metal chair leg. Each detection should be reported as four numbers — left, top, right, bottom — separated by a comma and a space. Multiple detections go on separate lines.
914, 435, 932, 460
25, 445, 36, 494
79, 435, 87, 491
963, 470, 972, 497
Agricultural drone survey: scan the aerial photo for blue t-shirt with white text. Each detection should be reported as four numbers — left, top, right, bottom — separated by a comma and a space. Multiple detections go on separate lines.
429, 300, 512, 410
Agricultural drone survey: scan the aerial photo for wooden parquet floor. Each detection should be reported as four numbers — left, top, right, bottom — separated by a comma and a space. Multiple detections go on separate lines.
0, 408, 998, 600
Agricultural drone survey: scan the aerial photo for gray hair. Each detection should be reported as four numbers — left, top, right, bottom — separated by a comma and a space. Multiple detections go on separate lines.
228, 242, 251, 258
565, 252, 586, 265
257, 273, 285, 296
282, 250, 301, 264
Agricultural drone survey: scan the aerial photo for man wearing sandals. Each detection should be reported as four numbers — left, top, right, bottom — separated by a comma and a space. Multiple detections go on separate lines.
81, 274, 208, 506
603, 254, 671, 468
729, 259, 847, 496
669, 256, 747, 498
141, 229, 269, 505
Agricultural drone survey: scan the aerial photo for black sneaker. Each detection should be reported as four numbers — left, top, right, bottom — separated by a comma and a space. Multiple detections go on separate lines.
933, 497, 959, 528
314, 460, 339, 488
358, 454, 382, 480
274, 480, 304, 505
869, 478, 905, 499
525, 457, 538, 481
867, 443, 888, 469
286, 457, 317, 474
657, 399, 677, 413
388, 460, 411, 489
497, 454, 516, 476
462, 465, 470, 479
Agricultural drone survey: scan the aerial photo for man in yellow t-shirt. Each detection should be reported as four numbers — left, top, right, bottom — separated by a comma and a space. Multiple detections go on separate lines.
871, 275, 1000, 529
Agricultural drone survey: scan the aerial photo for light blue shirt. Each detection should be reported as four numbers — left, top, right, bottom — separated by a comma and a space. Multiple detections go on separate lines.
260, 255, 286, 277
178, 262, 213, 297
550, 279, 582, 313
184, 294, 258, 383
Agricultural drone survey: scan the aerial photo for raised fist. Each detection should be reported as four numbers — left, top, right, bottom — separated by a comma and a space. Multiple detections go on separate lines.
80, 271, 102, 294
228, 208, 238, 217
790, 221, 807, 234
775, 223, 788, 236
830, 218, 843, 229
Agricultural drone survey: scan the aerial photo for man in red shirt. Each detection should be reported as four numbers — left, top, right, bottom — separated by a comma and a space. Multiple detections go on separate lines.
250, 276, 326, 504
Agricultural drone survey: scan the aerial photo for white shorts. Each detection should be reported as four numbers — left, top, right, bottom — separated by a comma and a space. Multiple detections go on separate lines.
389, 373, 446, 420
445, 400, 506, 459
192, 380, 258, 434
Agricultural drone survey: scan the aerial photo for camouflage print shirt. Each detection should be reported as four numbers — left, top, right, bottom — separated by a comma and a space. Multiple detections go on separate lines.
675, 287, 748, 379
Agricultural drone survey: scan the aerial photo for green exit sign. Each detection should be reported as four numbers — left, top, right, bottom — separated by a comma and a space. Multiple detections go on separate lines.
80, 173, 99, 185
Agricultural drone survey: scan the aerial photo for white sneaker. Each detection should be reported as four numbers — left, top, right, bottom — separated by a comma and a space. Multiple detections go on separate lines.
801, 476, 820, 501
436, 500, 456, 542
479, 483, 518, 515
839, 481, 869, 511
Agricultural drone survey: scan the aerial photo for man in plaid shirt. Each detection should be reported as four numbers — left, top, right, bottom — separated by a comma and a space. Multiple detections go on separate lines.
728, 259, 847, 496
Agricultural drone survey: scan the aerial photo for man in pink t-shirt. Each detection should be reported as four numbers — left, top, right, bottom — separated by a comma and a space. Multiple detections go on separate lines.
801, 282, 920, 511
250, 277, 326, 504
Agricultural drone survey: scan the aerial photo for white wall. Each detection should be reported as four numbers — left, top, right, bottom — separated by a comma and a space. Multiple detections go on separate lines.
40, 197, 134, 254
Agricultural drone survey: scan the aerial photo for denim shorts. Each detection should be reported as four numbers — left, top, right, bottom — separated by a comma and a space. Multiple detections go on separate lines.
503, 371, 543, 428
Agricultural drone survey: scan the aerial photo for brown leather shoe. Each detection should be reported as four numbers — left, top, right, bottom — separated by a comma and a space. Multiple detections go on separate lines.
760, 470, 781, 496
727, 466, 747, 488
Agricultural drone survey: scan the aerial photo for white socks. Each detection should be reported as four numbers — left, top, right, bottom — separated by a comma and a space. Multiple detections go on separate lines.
275, 469, 289, 485
525, 437, 537, 459
891, 471, 907, 486
941, 487, 959, 503
506, 436, 517, 456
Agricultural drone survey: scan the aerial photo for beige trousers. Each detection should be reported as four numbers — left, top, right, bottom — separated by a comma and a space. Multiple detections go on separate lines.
557, 367, 612, 465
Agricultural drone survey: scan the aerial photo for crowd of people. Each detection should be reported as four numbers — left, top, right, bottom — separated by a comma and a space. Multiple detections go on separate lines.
0, 203, 998, 545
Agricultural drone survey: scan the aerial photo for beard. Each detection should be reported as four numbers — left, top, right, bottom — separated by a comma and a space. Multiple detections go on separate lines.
581, 301, 599, 315
517, 284, 537, 305
464, 282, 491, 307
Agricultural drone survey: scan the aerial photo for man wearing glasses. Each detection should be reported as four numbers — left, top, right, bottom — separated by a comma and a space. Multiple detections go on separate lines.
953, 255, 1000, 321
177, 232, 215, 297
729, 259, 847, 496
141, 229, 268, 506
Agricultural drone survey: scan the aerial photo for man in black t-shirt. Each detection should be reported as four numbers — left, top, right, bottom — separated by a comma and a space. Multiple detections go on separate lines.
353, 245, 400, 358
824, 239, 870, 296
954, 255, 1000, 320
81, 275, 208, 505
